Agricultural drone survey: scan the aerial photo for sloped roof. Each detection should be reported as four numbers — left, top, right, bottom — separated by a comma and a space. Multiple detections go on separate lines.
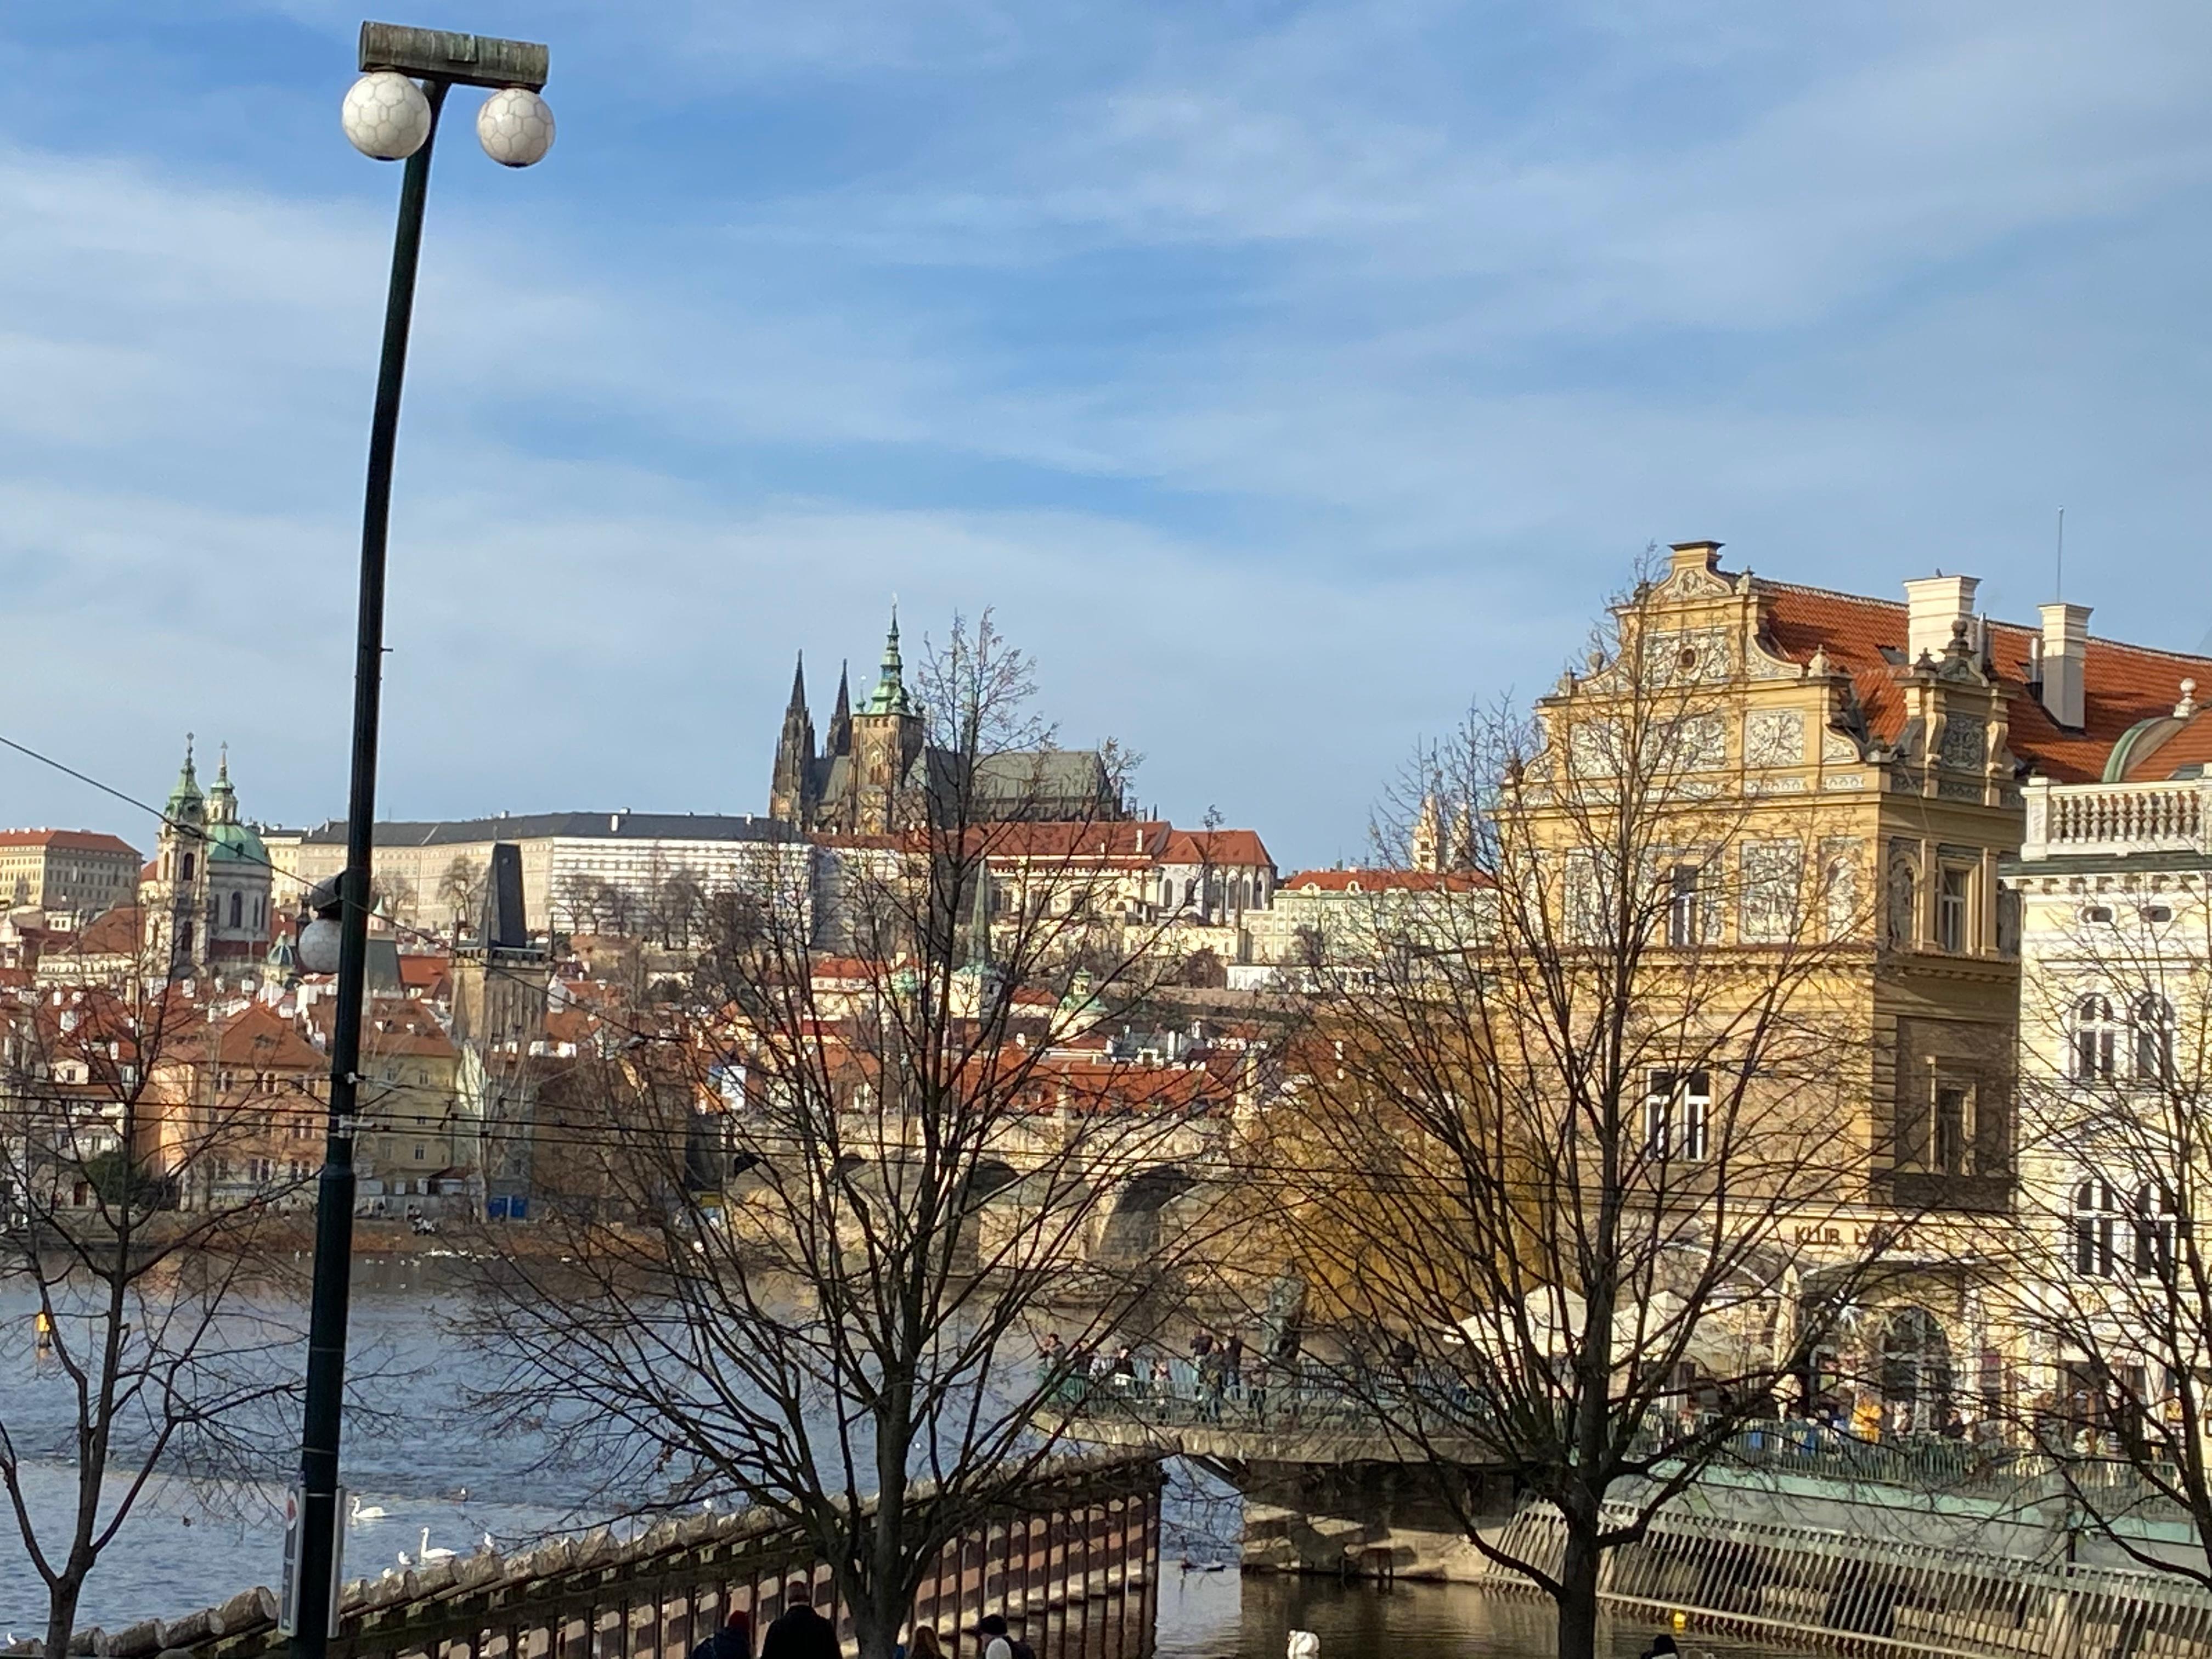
2108, 703, 2212, 782
300, 812, 800, 847
1759, 582, 2212, 783
69, 904, 145, 957
1156, 828, 1275, 869
0, 830, 141, 857
166, 1003, 325, 1071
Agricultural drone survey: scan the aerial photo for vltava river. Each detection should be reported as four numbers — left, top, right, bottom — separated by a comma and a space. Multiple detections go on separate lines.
0, 1265, 1822, 1659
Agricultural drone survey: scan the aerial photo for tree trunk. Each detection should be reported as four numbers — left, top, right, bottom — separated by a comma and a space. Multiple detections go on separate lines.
46, 1572, 85, 1659
1555, 1523, 1604, 1659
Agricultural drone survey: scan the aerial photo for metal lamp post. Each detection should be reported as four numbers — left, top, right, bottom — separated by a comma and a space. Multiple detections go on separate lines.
286, 24, 552, 1658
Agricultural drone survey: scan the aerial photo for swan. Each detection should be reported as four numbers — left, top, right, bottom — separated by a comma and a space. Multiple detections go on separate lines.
349, 1496, 388, 1524
415, 1527, 458, 1564
479, 1531, 496, 1553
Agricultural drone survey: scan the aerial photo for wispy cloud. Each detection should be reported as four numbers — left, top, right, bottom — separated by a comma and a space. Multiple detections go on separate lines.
1, 0, 2208, 865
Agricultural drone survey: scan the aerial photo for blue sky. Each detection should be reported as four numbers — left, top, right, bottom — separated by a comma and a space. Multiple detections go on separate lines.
2, 1, 2209, 870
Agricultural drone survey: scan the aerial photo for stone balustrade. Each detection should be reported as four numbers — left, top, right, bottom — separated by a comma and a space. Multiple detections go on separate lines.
2022, 777, 2212, 862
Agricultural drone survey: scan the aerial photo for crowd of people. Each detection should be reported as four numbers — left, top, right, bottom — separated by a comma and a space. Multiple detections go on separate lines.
1036, 1325, 1301, 1423
688, 1583, 1037, 1659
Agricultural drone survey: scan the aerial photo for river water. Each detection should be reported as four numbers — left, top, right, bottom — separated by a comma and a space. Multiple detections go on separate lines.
0, 1265, 1819, 1659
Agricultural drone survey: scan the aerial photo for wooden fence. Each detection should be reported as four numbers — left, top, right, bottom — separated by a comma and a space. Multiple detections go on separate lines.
44, 1453, 1164, 1659
1481, 1502, 2212, 1659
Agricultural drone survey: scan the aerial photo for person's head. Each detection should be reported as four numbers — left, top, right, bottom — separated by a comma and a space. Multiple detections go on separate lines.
974, 1615, 1009, 1638
724, 1611, 752, 1638
1650, 1636, 1679, 1656
786, 1581, 815, 1610
1116, 1344, 1131, 1357
908, 1628, 944, 1659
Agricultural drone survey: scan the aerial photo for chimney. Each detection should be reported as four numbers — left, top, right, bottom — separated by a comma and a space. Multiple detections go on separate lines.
1668, 540, 1723, 577
2038, 602, 2091, 729
1903, 575, 1980, 665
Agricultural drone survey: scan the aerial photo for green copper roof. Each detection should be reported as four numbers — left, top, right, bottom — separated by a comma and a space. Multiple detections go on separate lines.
864, 606, 912, 716
165, 737, 204, 816
205, 819, 268, 866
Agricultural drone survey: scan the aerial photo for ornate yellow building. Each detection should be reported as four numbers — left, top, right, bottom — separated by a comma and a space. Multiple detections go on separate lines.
1522, 539, 2212, 1415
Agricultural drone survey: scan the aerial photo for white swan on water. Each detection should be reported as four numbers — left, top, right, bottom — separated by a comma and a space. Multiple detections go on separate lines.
399, 1528, 458, 1568
349, 1496, 387, 1524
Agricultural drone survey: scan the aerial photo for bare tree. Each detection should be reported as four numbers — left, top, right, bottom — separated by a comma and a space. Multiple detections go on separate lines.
0, 949, 309, 1656
1239, 571, 1925, 1659
437, 855, 487, 932
463, 614, 1228, 1659
2008, 880, 2212, 1583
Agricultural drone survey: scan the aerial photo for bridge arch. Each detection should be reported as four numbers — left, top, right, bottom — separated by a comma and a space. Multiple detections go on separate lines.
1095, 1164, 1199, 1263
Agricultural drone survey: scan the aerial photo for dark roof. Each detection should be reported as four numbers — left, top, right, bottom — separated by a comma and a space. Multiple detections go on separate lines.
300, 813, 801, 847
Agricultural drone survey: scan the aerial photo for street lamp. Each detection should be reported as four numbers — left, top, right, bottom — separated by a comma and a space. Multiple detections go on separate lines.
284, 24, 551, 1659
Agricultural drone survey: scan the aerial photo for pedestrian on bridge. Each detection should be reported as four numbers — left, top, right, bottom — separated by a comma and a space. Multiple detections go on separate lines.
761, 1581, 839, 1659
972, 1613, 1035, 1659
689, 1609, 752, 1659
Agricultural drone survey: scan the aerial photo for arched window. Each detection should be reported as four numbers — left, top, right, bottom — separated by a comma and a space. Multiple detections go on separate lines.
2074, 1180, 2120, 1277
2132, 995, 2175, 1084
2073, 995, 2118, 1082
181, 851, 195, 881
228, 891, 242, 929
2134, 1182, 2179, 1277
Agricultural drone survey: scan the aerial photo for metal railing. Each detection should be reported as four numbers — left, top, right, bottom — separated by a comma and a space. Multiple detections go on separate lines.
1485, 1500, 2212, 1659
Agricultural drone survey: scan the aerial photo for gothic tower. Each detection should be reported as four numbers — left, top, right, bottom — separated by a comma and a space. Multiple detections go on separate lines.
825, 659, 854, 763
769, 654, 817, 827
849, 609, 926, 833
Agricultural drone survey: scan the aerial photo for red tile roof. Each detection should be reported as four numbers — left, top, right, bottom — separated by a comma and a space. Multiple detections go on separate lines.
1156, 828, 1274, 868
396, 955, 450, 994
1759, 582, 2212, 784
68, 904, 145, 957
0, 830, 141, 856
2112, 706, 2212, 782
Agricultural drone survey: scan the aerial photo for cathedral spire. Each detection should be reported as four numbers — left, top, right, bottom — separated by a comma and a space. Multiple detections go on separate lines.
826, 659, 854, 758
769, 653, 818, 826
865, 604, 912, 716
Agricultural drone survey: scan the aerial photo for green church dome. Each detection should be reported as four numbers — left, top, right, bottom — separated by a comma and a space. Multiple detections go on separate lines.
205, 819, 268, 866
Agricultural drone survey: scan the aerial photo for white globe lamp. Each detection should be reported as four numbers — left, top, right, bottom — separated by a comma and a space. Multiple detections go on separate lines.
297, 917, 343, 976
477, 88, 555, 167
341, 71, 433, 161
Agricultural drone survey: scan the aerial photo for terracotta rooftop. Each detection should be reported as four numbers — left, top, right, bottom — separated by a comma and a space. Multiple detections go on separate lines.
0, 830, 142, 857
1758, 581, 2212, 784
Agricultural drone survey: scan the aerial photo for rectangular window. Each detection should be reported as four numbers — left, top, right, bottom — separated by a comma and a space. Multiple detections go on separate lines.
1937, 867, 1972, 952
1644, 1070, 1711, 1161
1680, 1072, 1710, 1160
1644, 1070, 1674, 1154
1935, 1085, 1972, 1175
1666, 866, 1701, 947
